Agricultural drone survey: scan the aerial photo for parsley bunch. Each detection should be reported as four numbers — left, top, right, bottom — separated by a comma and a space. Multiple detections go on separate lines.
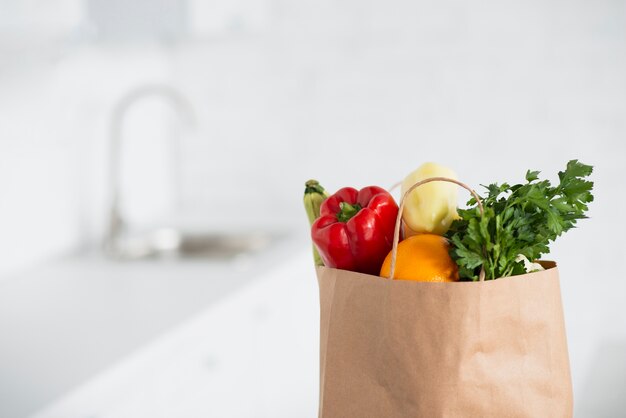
446, 160, 594, 280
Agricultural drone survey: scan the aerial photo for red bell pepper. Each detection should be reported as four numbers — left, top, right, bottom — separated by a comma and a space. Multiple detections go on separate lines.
311, 186, 399, 275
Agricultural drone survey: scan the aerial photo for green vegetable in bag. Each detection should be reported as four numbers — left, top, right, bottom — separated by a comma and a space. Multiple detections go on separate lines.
303, 179, 329, 266
446, 160, 594, 280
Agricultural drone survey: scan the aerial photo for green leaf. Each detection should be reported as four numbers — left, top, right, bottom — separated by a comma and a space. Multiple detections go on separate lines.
545, 207, 564, 235
559, 159, 593, 181
525, 170, 540, 182
551, 198, 575, 213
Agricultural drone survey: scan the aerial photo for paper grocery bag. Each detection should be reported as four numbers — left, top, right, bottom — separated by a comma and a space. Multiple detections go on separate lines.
316, 262, 573, 418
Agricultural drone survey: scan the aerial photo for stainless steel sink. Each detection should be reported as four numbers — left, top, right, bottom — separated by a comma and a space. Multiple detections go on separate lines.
176, 231, 274, 258
105, 228, 277, 260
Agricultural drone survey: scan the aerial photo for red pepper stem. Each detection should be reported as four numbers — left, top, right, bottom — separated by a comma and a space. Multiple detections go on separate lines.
337, 202, 362, 223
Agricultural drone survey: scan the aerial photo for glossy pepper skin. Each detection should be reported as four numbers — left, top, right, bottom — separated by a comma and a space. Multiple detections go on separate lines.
311, 186, 399, 275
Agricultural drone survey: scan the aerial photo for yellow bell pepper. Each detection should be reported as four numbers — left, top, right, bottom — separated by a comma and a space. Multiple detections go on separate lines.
401, 162, 459, 236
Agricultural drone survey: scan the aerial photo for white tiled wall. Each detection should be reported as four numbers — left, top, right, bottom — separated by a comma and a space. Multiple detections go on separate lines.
4, 0, 624, 244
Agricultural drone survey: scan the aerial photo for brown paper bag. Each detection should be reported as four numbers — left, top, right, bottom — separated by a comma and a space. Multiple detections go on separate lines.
315, 178, 573, 417
316, 265, 573, 417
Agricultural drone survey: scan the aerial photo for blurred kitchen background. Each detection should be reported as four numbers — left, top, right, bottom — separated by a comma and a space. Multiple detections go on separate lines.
1, 0, 625, 417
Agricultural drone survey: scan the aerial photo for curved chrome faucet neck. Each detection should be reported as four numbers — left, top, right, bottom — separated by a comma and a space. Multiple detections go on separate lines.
105, 84, 195, 257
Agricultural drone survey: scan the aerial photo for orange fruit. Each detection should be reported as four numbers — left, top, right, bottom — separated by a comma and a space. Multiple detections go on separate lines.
379, 234, 459, 282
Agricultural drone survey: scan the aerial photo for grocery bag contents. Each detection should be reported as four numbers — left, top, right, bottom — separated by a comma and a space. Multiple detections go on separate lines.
305, 159, 594, 280
310, 186, 399, 275
401, 162, 460, 236
379, 234, 459, 282
445, 160, 594, 280
303, 180, 330, 266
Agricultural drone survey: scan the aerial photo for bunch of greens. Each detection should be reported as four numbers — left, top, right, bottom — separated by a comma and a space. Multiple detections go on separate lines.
446, 160, 594, 280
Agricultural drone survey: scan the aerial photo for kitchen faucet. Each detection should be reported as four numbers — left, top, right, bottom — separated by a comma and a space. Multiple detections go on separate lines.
104, 84, 273, 260
104, 84, 195, 258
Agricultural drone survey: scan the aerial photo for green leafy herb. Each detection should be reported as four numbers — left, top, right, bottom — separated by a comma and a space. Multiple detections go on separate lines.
445, 160, 594, 280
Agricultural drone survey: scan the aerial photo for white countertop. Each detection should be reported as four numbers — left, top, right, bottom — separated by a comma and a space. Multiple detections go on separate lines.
27, 250, 319, 418
0, 235, 316, 418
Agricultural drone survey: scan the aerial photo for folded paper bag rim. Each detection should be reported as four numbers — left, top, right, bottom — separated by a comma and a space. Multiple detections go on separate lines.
317, 259, 557, 284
